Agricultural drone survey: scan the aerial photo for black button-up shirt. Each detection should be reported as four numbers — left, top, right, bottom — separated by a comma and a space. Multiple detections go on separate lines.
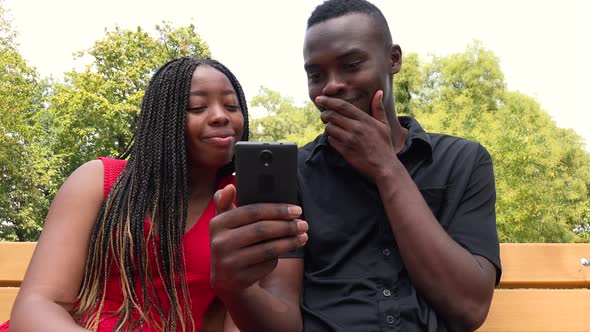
294, 116, 501, 332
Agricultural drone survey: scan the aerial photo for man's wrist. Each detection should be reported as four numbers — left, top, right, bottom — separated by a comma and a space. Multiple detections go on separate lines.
216, 283, 258, 305
374, 156, 404, 187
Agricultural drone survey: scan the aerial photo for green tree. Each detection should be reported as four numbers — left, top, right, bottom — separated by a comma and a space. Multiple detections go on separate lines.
250, 87, 323, 147
48, 22, 211, 182
412, 41, 505, 140
480, 92, 590, 242
393, 52, 425, 117
396, 42, 590, 242
0, 2, 52, 241
1, 19, 212, 241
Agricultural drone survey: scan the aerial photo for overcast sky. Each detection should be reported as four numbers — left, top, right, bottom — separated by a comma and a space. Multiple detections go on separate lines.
4, 0, 590, 149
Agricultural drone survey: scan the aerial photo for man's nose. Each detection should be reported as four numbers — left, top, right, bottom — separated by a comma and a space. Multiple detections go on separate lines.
321, 73, 345, 96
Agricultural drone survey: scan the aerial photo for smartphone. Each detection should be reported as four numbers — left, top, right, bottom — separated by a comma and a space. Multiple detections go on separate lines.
234, 142, 298, 206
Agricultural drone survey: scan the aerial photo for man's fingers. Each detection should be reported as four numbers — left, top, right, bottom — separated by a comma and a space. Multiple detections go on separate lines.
212, 233, 307, 290
370, 90, 388, 124
214, 184, 236, 215
324, 121, 351, 143
230, 219, 308, 249
327, 136, 349, 157
211, 219, 307, 255
222, 234, 308, 268
316, 95, 365, 120
320, 109, 355, 129
212, 259, 279, 290
214, 203, 302, 229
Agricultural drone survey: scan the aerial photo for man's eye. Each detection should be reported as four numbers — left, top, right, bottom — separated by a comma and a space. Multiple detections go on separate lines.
344, 61, 362, 70
307, 72, 321, 81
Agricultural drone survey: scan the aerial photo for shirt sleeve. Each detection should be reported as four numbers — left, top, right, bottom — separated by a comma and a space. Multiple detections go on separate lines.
446, 144, 502, 285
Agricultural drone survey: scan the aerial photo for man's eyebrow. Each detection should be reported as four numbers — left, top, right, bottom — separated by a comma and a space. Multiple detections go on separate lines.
336, 48, 365, 60
189, 90, 236, 96
304, 48, 366, 71
304, 63, 317, 72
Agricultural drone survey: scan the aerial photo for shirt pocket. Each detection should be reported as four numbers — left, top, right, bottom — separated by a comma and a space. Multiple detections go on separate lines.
418, 187, 447, 222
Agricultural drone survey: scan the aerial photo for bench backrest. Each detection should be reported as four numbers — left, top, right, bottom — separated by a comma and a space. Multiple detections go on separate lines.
478, 243, 590, 332
0, 242, 35, 323
0, 242, 224, 331
2, 243, 589, 330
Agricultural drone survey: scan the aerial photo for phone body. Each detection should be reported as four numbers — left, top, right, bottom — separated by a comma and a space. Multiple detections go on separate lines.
234, 141, 298, 206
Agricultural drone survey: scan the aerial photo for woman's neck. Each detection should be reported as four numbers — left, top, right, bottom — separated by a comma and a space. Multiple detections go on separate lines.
186, 166, 219, 201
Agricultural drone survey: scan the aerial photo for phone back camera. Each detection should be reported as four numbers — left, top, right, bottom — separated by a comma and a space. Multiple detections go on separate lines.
259, 149, 273, 167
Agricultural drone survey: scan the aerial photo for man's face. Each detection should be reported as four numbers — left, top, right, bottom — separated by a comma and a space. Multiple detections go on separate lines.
303, 13, 397, 114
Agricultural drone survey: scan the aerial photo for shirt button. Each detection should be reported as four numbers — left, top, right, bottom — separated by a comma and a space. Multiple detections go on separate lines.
386, 315, 395, 324
383, 289, 391, 297
382, 248, 391, 256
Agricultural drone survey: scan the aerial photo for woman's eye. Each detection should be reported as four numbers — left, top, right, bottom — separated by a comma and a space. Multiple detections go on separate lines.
187, 106, 206, 113
226, 105, 240, 111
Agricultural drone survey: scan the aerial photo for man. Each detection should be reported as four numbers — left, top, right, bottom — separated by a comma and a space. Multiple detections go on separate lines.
210, 0, 500, 331
296, 0, 501, 331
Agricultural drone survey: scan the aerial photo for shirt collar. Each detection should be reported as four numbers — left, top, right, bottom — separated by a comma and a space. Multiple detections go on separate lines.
397, 116, 433, 161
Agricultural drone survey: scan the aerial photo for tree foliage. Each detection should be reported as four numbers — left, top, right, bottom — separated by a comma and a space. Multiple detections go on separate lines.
48, 22, 211, 179
1, 3, 589, 243
0, 3, 52, 240
249, 87, 323, 146
0, 13, 211, 240
395, 42, 590, 242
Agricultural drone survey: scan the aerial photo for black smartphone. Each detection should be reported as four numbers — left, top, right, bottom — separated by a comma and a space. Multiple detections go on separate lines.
234, 142, 298, 206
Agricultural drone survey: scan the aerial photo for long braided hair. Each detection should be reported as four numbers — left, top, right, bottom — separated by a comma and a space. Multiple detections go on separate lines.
74, 57, 249, 331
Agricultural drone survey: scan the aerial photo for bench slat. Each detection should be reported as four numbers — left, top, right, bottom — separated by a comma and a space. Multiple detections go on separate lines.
4, 288, 590, 331
0, 288, 19, 323
478, 289, 590, 331
499, 243, 590, 288
0, 242, 36, 287
3, 242, 590, 329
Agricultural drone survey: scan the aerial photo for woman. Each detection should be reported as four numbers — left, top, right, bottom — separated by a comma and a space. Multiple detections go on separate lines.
4, 57, 250, 331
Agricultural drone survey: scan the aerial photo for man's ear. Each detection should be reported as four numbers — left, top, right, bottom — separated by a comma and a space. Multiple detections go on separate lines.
389, 44, 402, 75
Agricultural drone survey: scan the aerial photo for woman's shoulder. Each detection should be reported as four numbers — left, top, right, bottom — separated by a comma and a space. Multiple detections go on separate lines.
64, 157, 127, 200
96, 157, 127, 198
55, 160, 105, 203
70, 159, 105, 183
97, 157, 127, 173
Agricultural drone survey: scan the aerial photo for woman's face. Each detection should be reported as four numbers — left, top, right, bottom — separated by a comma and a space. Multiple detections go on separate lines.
184, 65, 244, 170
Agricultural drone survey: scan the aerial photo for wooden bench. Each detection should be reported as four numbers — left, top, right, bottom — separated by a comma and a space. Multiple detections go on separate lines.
0, 242, 225, 331
478, 243, 590, 332
2, 242, 589, 331
0, 242, 34, 325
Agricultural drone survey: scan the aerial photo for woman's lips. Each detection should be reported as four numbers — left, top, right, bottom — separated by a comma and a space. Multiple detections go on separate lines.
202, 135, 235, 147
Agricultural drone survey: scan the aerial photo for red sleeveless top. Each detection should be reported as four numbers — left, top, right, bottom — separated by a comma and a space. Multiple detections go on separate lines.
96, 157, 235, 331
0, 157, 233, 331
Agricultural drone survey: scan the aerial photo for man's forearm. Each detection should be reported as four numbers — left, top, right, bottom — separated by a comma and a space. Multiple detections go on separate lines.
376, 162, 494, 330
218, 283, 302, 332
